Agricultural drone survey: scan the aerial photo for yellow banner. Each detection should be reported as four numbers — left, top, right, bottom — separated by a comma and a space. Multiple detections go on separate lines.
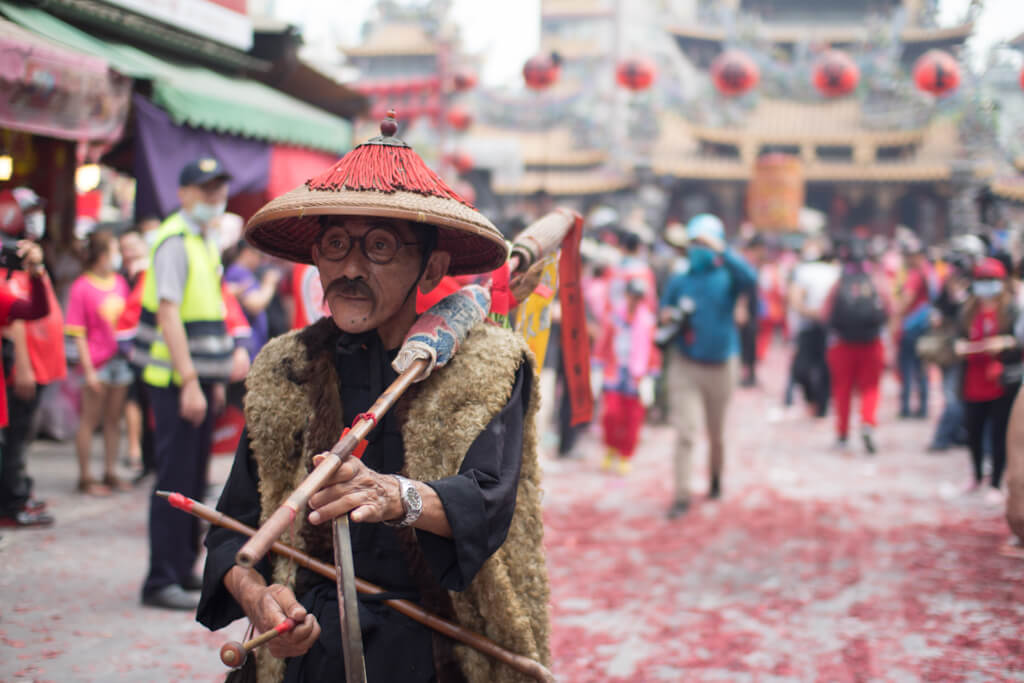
514, 254, 559, 371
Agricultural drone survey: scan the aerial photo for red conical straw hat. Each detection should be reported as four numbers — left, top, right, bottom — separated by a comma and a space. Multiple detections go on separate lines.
245, 111, 507, 275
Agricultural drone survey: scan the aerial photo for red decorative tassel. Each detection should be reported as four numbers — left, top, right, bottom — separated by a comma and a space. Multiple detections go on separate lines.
307, 143, 473, 207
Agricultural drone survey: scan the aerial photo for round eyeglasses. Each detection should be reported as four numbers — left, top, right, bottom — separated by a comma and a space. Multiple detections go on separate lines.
316, 226, 420, 265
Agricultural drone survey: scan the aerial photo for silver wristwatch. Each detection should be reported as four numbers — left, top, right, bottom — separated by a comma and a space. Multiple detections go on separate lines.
384, 475, 422, 528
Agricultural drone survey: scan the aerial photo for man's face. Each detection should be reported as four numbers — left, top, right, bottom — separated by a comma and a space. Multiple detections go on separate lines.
311, 216, 444, 336
178, 179, 229, 214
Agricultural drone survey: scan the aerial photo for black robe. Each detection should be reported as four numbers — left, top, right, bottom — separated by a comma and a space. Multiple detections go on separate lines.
197, 332, 530, 682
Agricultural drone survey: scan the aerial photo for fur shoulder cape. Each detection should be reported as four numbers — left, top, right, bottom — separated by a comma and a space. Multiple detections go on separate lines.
242, 317, 549, 683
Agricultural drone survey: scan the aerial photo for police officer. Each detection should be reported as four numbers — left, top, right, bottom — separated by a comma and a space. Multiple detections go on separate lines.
137, 159, 237, 610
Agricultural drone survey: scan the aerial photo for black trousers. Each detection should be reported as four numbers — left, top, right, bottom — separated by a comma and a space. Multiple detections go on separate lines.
142, 383, 215, 596
0, 384, 43, 515
740, 320, 757, 379
965, 387, 1018, 489
791, 326, 830, 417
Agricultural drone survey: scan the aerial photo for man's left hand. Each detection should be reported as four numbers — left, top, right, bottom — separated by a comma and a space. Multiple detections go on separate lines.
307, 454, 403, 525
12, 365, 35, 401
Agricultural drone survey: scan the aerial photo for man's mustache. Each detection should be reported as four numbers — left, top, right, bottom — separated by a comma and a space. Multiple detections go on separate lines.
324, 277, 374, 302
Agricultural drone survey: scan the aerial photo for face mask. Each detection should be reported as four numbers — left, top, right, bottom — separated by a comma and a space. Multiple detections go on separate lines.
24, 212, 45, 241
143, 230, 159, 248
687, 245, 716, 271
110, 251, 123, 272
972, 279, 1004, 299
189, 200, 227, 227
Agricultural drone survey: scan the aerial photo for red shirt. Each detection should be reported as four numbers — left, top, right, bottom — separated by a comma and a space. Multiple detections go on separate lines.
1, 270, 66, 384
963, 308, 1005, 402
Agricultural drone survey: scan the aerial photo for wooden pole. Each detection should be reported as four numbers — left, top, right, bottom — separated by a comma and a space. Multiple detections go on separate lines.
160, 492, 556, 682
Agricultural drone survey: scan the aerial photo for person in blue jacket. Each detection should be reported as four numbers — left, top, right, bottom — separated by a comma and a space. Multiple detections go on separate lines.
661, 214, 757, 519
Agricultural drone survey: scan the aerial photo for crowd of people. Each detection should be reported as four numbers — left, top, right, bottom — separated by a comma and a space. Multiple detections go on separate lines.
556, 209, 1024, 523
2, 162, 1023, 609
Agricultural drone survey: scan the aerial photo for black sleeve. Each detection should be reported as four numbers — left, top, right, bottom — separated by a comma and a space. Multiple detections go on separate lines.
196, 428, 272, 631
416, 364, 531, 592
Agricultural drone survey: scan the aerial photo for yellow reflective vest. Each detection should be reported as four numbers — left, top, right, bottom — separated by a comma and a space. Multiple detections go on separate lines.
133, 212, 233, 387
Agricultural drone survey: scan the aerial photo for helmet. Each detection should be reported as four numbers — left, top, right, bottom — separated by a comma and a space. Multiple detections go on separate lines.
973, 257, 1006, 281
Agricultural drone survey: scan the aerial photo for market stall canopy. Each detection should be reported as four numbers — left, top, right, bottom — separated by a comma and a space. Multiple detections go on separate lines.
0, 2, 352, 153
0, 15, 130, 142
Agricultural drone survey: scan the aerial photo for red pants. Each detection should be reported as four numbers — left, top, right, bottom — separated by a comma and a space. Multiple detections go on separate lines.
602, 391, 645, 458
827, 340, 884, 438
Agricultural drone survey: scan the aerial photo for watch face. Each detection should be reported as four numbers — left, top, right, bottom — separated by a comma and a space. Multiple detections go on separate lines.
405, 484, 422, 509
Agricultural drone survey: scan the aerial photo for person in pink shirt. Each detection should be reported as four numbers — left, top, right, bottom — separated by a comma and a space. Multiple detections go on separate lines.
595, 278, 657, 474
65, 231, 131, 495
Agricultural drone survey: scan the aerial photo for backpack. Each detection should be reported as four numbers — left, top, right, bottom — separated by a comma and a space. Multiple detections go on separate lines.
829, 271, 887, 343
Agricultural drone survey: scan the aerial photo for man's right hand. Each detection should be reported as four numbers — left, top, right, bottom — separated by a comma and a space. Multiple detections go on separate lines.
179, 378, 207, 425
247, 584, 321, 659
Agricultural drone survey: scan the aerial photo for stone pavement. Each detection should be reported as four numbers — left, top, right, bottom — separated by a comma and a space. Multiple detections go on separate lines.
1, 347, 1022, 682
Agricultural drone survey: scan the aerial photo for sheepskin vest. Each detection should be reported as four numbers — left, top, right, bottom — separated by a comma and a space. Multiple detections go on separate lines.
243, 317, 549, 683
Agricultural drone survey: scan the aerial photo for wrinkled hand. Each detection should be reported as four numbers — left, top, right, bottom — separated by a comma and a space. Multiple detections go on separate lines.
307, 454, 402, 525
246, 584, 321, 659
179, 379, 207, 425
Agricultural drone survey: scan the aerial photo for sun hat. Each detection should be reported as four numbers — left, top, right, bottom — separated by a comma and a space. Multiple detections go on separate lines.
686, 213, 725, 244
245, 111, 507, 276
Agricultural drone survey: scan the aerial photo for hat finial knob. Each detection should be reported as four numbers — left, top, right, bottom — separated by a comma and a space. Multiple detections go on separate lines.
381, 110, 398, 137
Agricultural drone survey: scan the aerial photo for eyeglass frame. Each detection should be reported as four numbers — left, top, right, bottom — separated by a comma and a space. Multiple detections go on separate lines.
314, 222, 422, 265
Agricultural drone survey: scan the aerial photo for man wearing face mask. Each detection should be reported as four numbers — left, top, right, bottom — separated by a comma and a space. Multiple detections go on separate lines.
136, 159, 237, 610
661, 213, 756, 519
0, 187, 65, 528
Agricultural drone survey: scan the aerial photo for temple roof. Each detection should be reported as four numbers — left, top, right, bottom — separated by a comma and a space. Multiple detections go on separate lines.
342, 23, 438, 57
651, 100, 970, 184
493, 170, 631, 197
469, 124, 608, 167
541, 0, 613, 19
669, 21, 972, 48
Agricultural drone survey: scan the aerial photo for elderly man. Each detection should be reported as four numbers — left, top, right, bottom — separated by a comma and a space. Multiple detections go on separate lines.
197, 116, 548, 682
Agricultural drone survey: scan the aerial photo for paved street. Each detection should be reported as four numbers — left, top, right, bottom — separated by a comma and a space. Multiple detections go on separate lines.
2, 348, 1022, 682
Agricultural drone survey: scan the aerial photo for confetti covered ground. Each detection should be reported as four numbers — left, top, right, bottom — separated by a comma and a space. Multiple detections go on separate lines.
1, 348, 1022, 682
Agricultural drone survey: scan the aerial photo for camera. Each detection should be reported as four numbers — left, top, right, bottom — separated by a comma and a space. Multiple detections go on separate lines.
0, 241, 23, 271
655, 296, 696, 349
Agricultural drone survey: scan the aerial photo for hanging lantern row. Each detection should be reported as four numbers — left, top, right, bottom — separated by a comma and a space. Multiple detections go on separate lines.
812, 50, 860, 97
709, 48, 961, 98
523, 53, 562, 91
616, 57, 657, 91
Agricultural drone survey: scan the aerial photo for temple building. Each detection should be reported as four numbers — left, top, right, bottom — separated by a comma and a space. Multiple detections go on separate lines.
651, 0, 991, 240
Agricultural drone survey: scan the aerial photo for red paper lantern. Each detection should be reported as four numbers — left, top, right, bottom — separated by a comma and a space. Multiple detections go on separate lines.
453, 70, 477, 92
913, 50, 961, 96
445, 106, 472, 132
812, 50, 860, 97
710, 50, 760, 96
616, 57, 656, 91
523, 54, 560, 91
447, 152, 474, 174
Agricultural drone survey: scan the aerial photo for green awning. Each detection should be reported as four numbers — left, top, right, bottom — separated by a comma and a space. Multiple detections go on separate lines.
0, 2, 352, 153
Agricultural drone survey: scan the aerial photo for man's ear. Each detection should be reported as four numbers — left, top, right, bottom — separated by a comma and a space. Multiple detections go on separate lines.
418, 250, 451, 294
311, 243, 321, 269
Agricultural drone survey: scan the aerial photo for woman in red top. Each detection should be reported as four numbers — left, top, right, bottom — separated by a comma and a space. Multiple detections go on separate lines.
955, 258, 1021, 505
0, 241, 51, 428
